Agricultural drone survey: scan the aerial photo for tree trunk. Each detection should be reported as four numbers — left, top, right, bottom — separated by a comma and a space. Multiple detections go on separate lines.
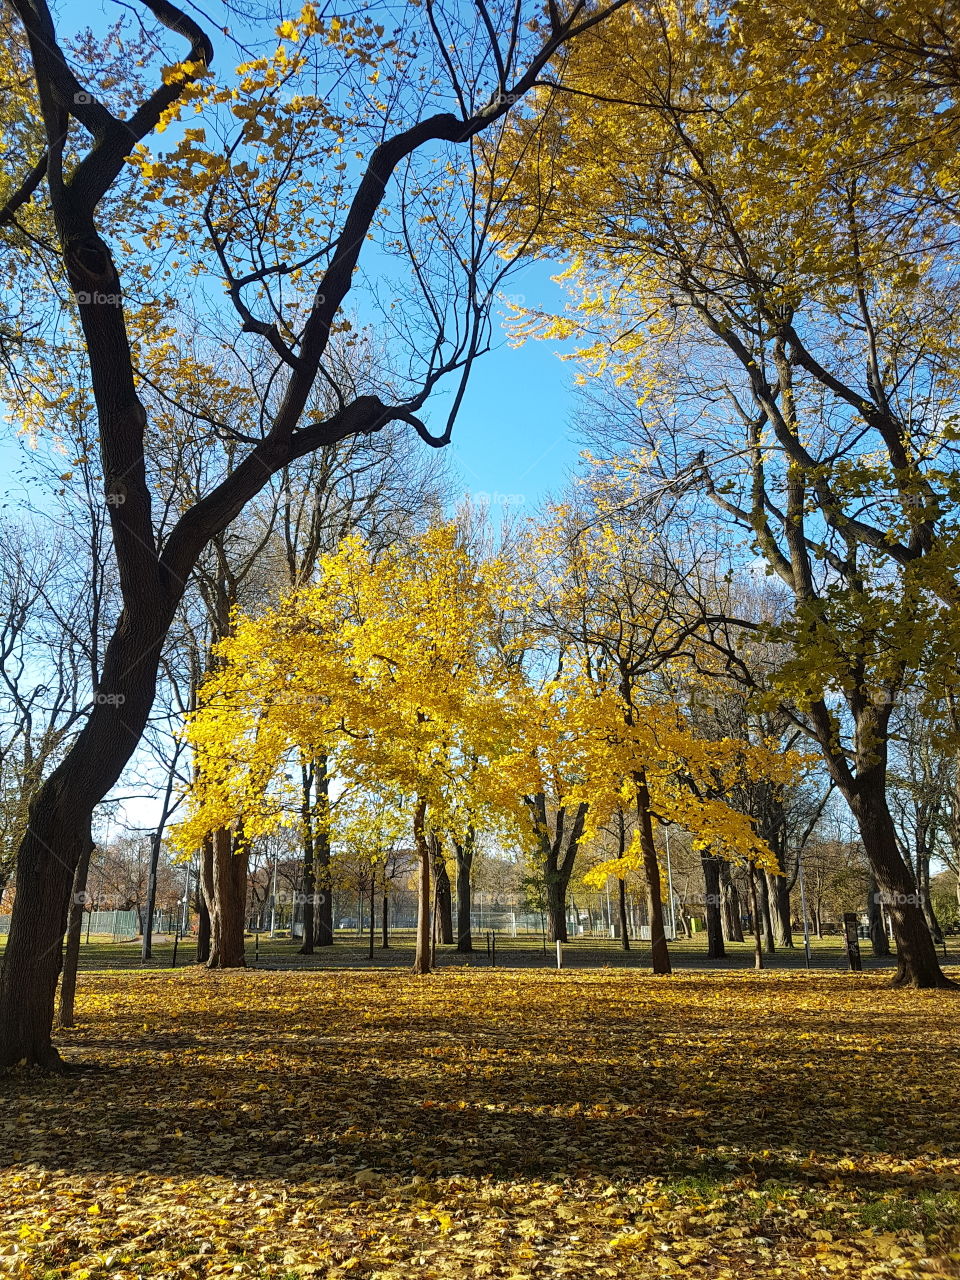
756, 867, 776, 954
431, 838, 454, 945
140, 828, 163, 962
748, 865, 764, 970
196, 840, 212, 964
700, 852, 725, 959
454, 835, 474, 953
852, 783, 951, 986
545, 872, 568, 944
676, 904, 691, 938
299, 765, 315, 955
769, 870, 794, 947
0, 595, 176, 1068
58, 835, 94, 1030
412, 799, 432, 974
368, 874, 375, 960
915, 849, 943, 944
381, 891, 389, 948
614, 811, 630, 951
617, 877, 630, 951
201, 827, 247, 969
525, 793, 585, 944
635, 769, 671, 975
313, 760, 333, 946
0, 797, 101, 1068
719, 862, 744, 942
867, 875, 889, 956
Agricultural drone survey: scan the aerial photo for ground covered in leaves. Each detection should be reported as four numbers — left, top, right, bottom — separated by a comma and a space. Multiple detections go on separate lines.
1, 969, 958, 1279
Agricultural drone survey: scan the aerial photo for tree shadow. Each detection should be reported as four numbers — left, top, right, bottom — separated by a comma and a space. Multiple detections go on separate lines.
2, 971, 956, 1200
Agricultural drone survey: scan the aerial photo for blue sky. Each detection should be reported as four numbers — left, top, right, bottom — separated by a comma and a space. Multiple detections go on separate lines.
0, 293, 582, 516
445, 321, 581, 510
0, 0, 587, 517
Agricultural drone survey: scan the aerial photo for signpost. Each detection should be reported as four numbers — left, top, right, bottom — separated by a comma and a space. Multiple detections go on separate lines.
843, 912, 863, 972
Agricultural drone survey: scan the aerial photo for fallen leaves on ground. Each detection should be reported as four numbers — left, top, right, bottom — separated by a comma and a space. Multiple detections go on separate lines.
1, 968, 958, 1278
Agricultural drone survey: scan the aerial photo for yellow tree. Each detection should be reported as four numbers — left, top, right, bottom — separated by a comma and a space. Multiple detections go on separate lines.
177, 523, 518, 974
495, 0, 960, 987
328, 787, 409, 950
498, 497, 799, 969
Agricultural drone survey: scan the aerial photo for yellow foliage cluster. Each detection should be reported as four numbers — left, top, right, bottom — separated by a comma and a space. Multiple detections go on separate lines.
176, 518, 804, 878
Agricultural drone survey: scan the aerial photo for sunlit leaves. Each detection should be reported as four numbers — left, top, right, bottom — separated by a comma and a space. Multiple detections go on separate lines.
2, 967, 958, 1277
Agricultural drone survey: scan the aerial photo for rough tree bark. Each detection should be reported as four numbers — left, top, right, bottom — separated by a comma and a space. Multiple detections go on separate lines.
635, 769, 671, 975
313, 758, 333, 947
196, 837, 212, 964
453, 831, 474, 953
412, 799, 432, 975
756, 868, 776, 954
431, 836, 454, 945
748, 864, 764, 970
700, 851, 725, 959
769, 869, 794, 947
867, 875, 890, 957
57, 833, 93, 1030
201, 827, 248, 968
719, 862, 744, 942
853, 779, 947, 986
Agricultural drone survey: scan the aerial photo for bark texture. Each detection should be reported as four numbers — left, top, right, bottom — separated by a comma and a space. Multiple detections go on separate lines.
200, 827, 248, 969
57, 835, 94, 1031
635, 769, 671, 975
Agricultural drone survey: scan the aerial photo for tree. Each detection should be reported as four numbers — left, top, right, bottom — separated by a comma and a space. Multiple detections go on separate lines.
497, 0, 960, 986
268, 416, 444, 953
451, 827, 478, 953
0, 0, 629, 1066
519, 492, 797, 970
176, 523, 517, 976
0, 523, 92, 893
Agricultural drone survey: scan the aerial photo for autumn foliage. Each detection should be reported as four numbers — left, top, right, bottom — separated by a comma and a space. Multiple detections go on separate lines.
1, 968, 958, 1278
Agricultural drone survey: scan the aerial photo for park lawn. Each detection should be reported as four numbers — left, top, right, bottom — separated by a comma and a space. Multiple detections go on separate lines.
0, 929, 919, 972
0, 970, 958, 1279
